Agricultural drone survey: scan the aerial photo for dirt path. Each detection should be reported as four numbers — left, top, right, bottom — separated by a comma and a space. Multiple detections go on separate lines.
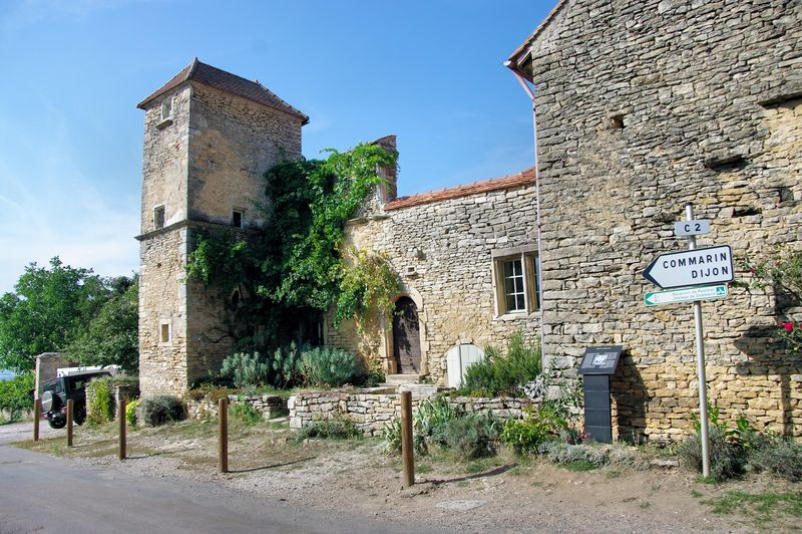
12, 419, 799, 533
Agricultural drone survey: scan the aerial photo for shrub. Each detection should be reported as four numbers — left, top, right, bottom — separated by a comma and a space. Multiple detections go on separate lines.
125, 399, 139, 426
86, 378, 114, 425
677, 426, 747, 482
501, 402, 572, 454
382, 397, 461, 455
140, 395, 186, 426
230, 402, 263, 425
295, 418, 361, 441
268, 343, 304, 388
460, 332, 541, 396
442, 412, 501, 460
301, 347, 363, 387
750, 439, 802, 482
220, 352, 270, 388
0, 372, 34, 422
186, 383, 238, 402
541, 442, 608, 469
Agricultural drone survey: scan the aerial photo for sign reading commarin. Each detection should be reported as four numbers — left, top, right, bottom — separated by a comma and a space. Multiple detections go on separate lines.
642, 245, 734, 289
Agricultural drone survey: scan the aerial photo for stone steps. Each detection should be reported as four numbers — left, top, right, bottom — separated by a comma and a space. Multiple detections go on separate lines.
383, 374, 421, 386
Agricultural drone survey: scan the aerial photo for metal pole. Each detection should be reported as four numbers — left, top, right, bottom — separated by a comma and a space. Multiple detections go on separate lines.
33, 398, 40, 442
400, 391, 415, 487
66, 399, 74, 448
686, 204, 711, 478
218, 397, 228, 474
119, 398, 127, 461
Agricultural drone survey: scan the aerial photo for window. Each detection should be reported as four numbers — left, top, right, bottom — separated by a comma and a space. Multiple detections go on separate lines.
160, 323, 171, 344
232, 209, 242, 228
154, 205, 165, 229
161, 98, 173, 121
493, 250, 539, 316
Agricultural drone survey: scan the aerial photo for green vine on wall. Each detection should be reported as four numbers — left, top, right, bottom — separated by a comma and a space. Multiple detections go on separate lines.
185, 143, 400, 351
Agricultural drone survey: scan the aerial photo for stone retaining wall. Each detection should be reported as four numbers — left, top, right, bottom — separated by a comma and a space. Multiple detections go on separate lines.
289, 389, 534, 436
187, 394, 286, 421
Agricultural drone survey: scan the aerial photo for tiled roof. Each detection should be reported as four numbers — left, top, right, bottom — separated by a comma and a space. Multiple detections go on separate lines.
506, 0, 569, 80
384, 168, 535, 211
137, 58, 309, 124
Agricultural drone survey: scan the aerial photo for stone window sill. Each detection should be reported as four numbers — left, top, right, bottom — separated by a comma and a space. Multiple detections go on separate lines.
157, 118, 173, 130
494, 311, 536, 321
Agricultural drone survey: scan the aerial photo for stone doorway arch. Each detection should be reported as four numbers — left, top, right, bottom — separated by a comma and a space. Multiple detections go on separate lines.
392, 296, 421, 374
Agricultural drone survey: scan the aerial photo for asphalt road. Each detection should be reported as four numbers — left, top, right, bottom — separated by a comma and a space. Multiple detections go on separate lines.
0, 427, 449, 534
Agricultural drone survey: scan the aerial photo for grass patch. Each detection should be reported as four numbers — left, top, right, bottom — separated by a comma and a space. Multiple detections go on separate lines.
702, 490, 802, 527
691, 489, 703, 498
560, 459, 598, 472
605, 470, 621, 479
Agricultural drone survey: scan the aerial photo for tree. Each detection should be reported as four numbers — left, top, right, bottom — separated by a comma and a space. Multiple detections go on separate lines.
63, 277, 139, 372
0, 258, 113, 372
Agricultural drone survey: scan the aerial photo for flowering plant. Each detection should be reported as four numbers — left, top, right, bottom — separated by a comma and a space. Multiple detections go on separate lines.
779, 322, 802, 353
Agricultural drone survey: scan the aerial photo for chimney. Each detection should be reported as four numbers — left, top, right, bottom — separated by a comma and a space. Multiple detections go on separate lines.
369, 135, 398, 203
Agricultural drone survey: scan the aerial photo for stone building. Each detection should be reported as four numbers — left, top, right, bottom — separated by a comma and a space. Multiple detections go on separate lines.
136, 59, 308, 397
507, 0, 802, 440
329, 161, 539, 385
136, 59, 538, 396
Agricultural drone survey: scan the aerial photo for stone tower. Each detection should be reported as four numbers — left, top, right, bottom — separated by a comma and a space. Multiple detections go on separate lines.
136, 59, 308, 397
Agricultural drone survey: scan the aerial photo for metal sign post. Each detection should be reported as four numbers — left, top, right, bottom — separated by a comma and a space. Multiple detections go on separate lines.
685, 204, 711, 478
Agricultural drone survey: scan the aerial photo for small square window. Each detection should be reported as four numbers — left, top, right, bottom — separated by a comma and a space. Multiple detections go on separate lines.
232, 210, 242, 228
154, 205, 165, 229
160, 323, 171, 344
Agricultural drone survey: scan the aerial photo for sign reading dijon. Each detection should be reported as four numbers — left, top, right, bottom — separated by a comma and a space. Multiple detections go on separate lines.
642, 245, 734, 289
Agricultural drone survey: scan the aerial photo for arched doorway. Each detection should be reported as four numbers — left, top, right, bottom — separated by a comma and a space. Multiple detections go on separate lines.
393, 296, 421, 374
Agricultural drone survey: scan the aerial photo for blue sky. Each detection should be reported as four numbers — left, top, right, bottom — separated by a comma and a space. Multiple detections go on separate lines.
0, 0, 551, 294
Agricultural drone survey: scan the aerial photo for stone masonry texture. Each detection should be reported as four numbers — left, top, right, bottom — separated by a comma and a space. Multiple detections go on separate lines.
326, 173, 541, 386
517, 0, 802, 440
138, 70, 303, 398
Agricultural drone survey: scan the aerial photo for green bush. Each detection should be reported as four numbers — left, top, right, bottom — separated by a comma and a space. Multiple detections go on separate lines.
140, 395, 185, 426
301, 346, 363, 387
230, 402, 263, 425
382, 397, 461, 455
86, 378, 114, 425
750, 438, 802, 482
501, 401, 572, 454
460, 332, 541, 397
220, 352, 270, 388
541, 442, 608, 469
0, 372, 34, 422
295, 418, 361, 441
268, 343, 305, 388
125, 399, 139, 426
677, 426, 748, 482
442, 412, 501, 460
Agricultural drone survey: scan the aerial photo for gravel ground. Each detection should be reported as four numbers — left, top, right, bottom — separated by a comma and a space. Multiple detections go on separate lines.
8, 419, 799, 533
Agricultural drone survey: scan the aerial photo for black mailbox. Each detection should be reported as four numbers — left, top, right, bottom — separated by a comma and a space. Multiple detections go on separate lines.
578, 346, 623, 444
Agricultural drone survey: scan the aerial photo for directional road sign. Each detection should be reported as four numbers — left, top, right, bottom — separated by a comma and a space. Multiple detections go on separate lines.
674, 220, 711, 236
643, 245, 734, 289
645, 284, 728, 306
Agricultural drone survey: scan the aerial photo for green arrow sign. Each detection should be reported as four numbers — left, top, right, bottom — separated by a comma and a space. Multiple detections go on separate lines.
645, 284, 728, 306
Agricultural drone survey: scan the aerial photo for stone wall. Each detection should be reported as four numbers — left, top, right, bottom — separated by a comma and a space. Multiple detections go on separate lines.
326, 172, 541, 385
187, 394, 286, 421
138, 68, 305, 397
138, 228, 189, 396
518, 0, 802, 439
34, 353, 73, 400
289, 389, 533, 436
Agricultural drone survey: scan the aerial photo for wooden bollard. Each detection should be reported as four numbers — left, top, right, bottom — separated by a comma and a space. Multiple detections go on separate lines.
218, 397, 228, 474
400, 390, 414, 487
66, 399, 74, 447
33, 398, 41, 442
119, 398, 127, 460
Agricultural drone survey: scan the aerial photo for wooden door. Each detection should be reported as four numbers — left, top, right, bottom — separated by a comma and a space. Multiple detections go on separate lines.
393, 297, 421, 374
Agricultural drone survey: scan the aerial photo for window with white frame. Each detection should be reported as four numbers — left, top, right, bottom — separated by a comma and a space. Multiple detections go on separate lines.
493, 248, 539, 316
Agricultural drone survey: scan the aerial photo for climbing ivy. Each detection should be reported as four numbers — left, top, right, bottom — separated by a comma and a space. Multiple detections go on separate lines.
186, 143, 399, 352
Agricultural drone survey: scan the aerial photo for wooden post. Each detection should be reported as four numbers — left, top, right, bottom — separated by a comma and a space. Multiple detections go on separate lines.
400, 390, 414, 487
218, 397, 228, 474
66, 399, 74, 447
33, 398, 41, 442
119, 398, 127, 461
